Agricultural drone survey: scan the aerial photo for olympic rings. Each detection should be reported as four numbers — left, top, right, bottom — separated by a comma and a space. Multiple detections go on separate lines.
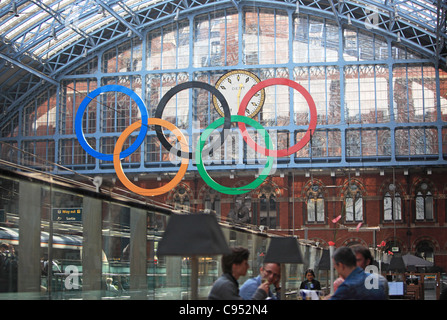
237, 78, 317, 157
75, 79, 317, 196
75, 84, 148, 161
154, 81, 231, 159
113, 118, 189, 197
196, 115, 274, 195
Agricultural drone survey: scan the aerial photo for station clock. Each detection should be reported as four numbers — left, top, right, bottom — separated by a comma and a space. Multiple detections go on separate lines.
213, 70, 265, 118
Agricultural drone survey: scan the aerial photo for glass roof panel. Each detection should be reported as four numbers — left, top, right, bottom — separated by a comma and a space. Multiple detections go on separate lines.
0, 0, 444, 82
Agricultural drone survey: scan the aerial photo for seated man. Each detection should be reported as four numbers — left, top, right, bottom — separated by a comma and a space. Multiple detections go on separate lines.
352, 245, 389, 298
330, 247, 388, 300
208, 247, 269, 300
240, 263, 281, 300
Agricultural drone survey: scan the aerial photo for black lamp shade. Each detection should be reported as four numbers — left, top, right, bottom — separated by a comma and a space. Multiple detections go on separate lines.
388, 255, 406, 272
157, 213, 231, 256
263, 237, 303, 264
317, 249, 330, 270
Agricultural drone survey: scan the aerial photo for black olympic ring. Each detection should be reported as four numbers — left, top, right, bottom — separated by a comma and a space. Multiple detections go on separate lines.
154, 81, 231, 159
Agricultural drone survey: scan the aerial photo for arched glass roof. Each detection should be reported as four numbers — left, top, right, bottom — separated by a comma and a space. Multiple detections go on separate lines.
0, 0, 445, 114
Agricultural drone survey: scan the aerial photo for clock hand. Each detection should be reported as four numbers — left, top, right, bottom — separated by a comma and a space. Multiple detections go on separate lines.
237, 83, 244, 113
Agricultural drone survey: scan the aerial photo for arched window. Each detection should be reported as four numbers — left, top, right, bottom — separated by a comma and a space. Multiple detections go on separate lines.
384, 183, 402, 221
345, 184, 363, 222
254, 184, 278, 229
415, 240, 434, 263
415, 183, 434, 220
228, 195, 251, 225
204, 188, 221, 219
172, 185, 190, 212
259, 193, 277, 229
306, 185, 325, 223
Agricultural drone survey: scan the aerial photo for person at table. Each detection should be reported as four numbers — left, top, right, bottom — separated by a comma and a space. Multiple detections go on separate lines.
240, 262, 281, 300
352, 244, 389, 298
330, 247, 388, 300
300, 269, 321, 290
352, 244, 375, 269
208, 246, 269, 300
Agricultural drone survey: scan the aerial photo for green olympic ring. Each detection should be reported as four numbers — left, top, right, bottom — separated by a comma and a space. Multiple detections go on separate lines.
196, 115, 274, 195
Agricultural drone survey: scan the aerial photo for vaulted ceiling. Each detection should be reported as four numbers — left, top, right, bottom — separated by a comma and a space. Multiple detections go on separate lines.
0, 0, 445, 121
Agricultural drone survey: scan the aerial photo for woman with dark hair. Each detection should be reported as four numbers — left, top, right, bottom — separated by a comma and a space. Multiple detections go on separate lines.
300, 269, 321, 290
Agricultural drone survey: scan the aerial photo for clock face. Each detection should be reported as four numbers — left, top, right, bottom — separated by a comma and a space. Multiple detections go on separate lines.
213, 70, 265, 118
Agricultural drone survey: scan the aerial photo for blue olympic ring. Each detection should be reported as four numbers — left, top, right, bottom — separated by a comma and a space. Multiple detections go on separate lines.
75, 84, 149, 161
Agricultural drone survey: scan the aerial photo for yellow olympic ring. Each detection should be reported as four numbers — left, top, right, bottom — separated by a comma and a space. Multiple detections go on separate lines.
113, 118, 189, 196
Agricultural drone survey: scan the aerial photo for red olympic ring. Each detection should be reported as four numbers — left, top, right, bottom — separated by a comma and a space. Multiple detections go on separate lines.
237, 78, 317, 157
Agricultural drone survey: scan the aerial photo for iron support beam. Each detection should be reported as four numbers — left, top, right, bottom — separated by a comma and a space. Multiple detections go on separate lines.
95, 0, 143, 40
327, 0, 341, 28
435, 0, 446, 60
0, 52, 58, 86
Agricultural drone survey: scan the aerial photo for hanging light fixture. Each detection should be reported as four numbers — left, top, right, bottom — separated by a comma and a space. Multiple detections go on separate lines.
157, 213, 231, 299
9, 1, 19, 17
